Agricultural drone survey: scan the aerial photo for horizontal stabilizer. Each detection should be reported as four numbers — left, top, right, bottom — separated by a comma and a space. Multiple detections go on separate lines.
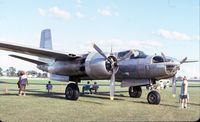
9, 54, 47, 65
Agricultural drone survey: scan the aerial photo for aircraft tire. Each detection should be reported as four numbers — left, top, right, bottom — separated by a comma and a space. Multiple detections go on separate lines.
129, 86, 142, 98
147, 90, 160, 104
65, 83, 80, 100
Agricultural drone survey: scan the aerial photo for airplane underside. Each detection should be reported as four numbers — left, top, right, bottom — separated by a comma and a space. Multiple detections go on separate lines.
64, 81, 161, 104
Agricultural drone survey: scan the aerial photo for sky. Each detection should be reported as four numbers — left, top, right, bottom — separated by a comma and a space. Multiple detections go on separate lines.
0, 0, 199, 78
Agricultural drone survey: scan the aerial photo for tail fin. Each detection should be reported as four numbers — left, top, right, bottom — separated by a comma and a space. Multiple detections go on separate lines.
40, 29, 52, 50
39, 29, 53, 63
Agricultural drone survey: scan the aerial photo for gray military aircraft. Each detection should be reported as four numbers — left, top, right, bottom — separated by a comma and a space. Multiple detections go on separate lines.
0, 29, 197, 104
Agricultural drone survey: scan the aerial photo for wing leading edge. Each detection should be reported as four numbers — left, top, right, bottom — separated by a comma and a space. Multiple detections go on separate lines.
0, 41, 80, 60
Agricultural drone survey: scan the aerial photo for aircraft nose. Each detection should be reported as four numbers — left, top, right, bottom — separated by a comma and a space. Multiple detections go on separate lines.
165, 63, 179, 75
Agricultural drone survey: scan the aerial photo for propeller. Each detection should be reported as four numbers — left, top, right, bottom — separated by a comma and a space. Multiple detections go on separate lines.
180, 57, 187, 64
161, 52, 167, 62
172, 76, 176, 97
93, 44, 132, 100
171, 57, 188, 97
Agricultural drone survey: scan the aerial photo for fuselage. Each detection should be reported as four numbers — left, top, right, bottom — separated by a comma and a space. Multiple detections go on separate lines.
37, 50, 180, 82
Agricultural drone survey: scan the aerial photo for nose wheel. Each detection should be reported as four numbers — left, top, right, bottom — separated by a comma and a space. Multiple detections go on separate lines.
147, 90, 160, 104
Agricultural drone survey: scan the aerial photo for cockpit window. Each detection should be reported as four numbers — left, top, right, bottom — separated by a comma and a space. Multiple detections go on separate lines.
152, 56, 164, 63
130, 50, 147, 59
118, 50, 131, 58
118, 50, 147, 59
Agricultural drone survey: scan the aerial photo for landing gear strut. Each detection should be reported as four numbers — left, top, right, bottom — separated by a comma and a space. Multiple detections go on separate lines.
129, 86, 142, 98
147, 90, 160, 104
65, 83, 80, 100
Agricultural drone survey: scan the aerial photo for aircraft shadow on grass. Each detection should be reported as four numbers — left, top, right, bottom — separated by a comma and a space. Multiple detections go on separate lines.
1, 84, 199, 107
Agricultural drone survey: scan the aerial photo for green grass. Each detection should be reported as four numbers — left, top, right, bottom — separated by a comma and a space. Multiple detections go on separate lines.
0, 78, 200, 122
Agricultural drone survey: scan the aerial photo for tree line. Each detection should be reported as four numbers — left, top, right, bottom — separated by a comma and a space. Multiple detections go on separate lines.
0, 67, 48, 78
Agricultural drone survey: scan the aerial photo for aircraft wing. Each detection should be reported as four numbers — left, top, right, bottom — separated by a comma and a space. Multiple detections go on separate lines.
0, 41, 81, 60
9, 54, 47, 65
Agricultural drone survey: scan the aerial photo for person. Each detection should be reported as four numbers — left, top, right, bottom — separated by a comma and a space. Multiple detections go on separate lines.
89, 82, 99, 94
46, 81, 53, 94
18, 71, 28, 96
180, 76, 189, 109
17, 71, 23, 95
82, 81, 91, 94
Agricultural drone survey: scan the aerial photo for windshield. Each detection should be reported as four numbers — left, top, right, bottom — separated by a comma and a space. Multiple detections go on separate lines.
130, 50, 147, 59
118, 50, 147, 59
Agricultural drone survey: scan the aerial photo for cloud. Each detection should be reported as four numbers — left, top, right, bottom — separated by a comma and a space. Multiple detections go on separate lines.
76, 11, 84, 18
75, 0, 82, 7
97, 8, 119, 17
194, 35, 200, 40
76, 0, 81, 4
38, 8, 46, 16
38, 7, 71, 20
158, 29, 192, 41
49, 7, 71, 19
98, 9, 112, 16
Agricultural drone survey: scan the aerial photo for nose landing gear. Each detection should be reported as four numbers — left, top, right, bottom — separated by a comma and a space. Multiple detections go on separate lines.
129, 85, 161, 105
147, 90, 160, 104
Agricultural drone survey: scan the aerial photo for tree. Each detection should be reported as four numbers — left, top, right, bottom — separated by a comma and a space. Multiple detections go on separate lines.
6, 67, 17, 76
42, 73, 48, 78
37, 72, 42, 78
27, 70, 37, 77
0, 67, 3, 76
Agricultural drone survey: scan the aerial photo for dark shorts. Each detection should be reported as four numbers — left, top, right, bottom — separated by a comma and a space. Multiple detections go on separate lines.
180, 95, 187, 99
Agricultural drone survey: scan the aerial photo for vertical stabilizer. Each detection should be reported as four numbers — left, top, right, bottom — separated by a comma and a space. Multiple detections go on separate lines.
40, 29, 52, 50
39, 29, 53, 63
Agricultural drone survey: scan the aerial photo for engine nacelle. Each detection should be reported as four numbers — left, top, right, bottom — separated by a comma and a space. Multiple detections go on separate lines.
85, 52, 111, 79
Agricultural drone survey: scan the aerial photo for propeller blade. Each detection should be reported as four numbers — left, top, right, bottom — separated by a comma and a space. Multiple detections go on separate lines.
180, 57, 187, 64
110, 71, 115, 100
184, 60, 198, 63
172, 76, 176, 97
119, 50, 133, 61
161, 52, 167, 62
93, 44, 108, 59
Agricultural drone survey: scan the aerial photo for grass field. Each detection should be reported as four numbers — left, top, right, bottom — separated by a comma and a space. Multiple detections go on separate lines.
0, 78, 199, 122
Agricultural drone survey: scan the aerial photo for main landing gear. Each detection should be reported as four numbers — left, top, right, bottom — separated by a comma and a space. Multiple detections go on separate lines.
129, 86, 161, 105
65, 83, 80, 100
129, 86, 142, 98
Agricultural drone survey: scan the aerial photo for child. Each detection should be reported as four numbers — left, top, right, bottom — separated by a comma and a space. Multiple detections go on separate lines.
46, 81, 53, 94
180, 76, 188, 109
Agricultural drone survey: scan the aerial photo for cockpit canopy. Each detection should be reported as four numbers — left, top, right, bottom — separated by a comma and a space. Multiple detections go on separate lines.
118, 50, 147, 59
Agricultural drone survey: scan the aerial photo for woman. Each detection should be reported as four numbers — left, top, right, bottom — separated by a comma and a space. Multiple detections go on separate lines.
18, 71, 28, 96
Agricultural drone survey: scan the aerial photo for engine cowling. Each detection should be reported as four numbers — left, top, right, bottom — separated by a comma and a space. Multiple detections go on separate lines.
85, 52, 112, 79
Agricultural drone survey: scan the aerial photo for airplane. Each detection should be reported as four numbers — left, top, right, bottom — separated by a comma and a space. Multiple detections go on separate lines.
0, 29, 197, 104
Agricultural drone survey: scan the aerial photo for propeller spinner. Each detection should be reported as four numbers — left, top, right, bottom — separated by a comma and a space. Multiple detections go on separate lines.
93, 44, 132, 100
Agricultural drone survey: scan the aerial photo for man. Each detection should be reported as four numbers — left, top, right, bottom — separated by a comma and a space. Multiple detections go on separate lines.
180, 76, 188, 109
82, 81, 91, 94
90, 82, 99, 94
